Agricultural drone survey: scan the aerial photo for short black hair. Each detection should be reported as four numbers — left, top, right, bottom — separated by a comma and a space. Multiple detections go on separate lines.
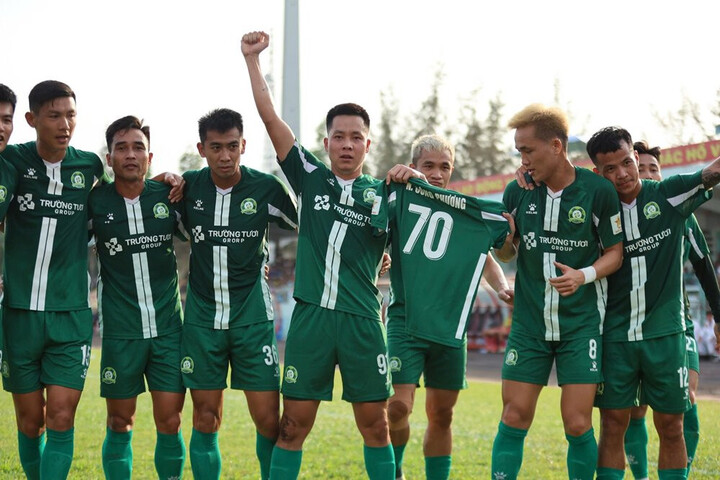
198, 108, 243, 144
633, 140, 661, 161
586, 126, 633, 165
0, 84, 17, 112
28, 80, 76, 114
105, 116, 150, 152
325, 103, 370, 133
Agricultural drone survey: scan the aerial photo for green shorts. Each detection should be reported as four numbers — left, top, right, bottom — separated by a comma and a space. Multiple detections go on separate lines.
2, 307, 93, 393
595, 333, 690, 414
685, 330, 700, 373
282, 302, 392, 403
100, 330, 184, 398
387, 316, 467, 390
501, 331, 602, 386
181, 320, 280, 391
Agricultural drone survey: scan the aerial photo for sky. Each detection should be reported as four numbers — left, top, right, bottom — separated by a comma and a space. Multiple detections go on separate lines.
3, 0, 720, 175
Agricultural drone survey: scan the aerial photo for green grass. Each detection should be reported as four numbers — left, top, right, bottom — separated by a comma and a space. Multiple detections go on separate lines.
1, 355, 719, 478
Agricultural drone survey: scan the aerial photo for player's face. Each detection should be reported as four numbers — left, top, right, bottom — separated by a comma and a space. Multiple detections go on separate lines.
638, 153, 662, 181
324, 115, 370, 180
25, 96, 77, 152
198, 128, 245, 189
0, 102, 14, 153
514, 125, 561, 185
411, 149, 454, 188
107, 128, 152, 182
593, 140, 641, 203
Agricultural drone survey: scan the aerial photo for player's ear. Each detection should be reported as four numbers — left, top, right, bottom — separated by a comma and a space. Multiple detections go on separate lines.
147, 152, 153, 166
25, 111, 36, 128
323, 137, 329, 152
197, 142, 205, 158
106, 152, 112, 167
365, 138, 371, 153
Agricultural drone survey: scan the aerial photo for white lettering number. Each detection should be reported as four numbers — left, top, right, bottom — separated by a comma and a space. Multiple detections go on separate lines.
403, 203, 453, 260
677, 366, 689, 388
80, 344, 91, 367
262, 345, 278, 365
686, 336, 697, 353
377, 354, 388, 375
588, 339, 597, 360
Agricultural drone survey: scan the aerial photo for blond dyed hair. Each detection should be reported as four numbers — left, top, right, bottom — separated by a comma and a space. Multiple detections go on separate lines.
508, 103, 569, 150
410, 134, 455, 165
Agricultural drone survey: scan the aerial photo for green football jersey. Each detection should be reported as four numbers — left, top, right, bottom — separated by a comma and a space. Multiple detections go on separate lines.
181, 166, 297, 330
605, 172, 711, 342
2, 142, 104, 311
373, 179, 510, 348
0, 155, 17, 221
504, 167, 623, 341
280, 142, 387, 320
89, 181, 182, 340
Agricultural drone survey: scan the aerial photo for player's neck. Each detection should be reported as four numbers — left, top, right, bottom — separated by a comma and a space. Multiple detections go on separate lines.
114, 179, 145, 199
544, 159, 575, 192
211, 170, 242, 190
35, 141, 67, 163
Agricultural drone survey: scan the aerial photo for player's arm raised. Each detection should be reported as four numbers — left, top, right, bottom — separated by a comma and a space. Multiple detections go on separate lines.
549, 241, 623, 297
242, 31, 295, 161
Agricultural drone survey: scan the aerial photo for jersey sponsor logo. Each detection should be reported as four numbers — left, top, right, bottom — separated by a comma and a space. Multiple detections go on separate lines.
193, 199, 204, 211
389, 356, 402, 373
180, 356, 194, 374
24, 168, 37, 179
505, 348, 518, 366
0, 185, 6, 202
610, 213, 622, 235
105, 238, 124, 256
284, 365, 298, 383
153, 202, 169, 219
624, 228, 671, 254
192, 225, 205, 243
363, 187, 377, 203
522, 232, 536, 250
70, 171, 85, 188
101, 367, 117, 384
643, 201, 661, 219
568, 206, 586, 224
17, 193, 35, 211
525, 203, 538, 215
314, 194, 330, 211
240, 197, 257, 214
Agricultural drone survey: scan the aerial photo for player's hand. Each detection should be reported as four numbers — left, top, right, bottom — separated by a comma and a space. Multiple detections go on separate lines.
162, 172, 185, 203
498, 288, 514, 305
502, 212, 516, 243
515, 165, 536, 190
242, 31, 270, 57
385, 164, 426, 185
379, 252, 391, 276
549, 261, 584, 297
264, 264, 270, 281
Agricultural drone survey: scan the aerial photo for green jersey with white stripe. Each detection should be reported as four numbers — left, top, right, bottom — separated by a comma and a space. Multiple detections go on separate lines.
281, 142, 387, 320
0, 156, 17, 221
180, 166, 297, 329
503, 167, 623, 341
605, 172, 711, 342
373, 179, 510, 347
2, 142, 104, 311
89, 181, 182, 340
684, 214, 707, 264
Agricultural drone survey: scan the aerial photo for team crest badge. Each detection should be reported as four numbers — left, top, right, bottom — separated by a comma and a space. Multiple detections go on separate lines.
101, 367, 117, 384
180, 356, 194, 374
153, 202, 169, 219
505, 349, 518, 366
389, 357, 402, 373
284, 366, 298, 383
568, 206, 586, 224
240, 197, 257, 214
70, 171, 85, 188
0, 185, 6, 203
643, 201, 660, 219
363, 188, 377, 203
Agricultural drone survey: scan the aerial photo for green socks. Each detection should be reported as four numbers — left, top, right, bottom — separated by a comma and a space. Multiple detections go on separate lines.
491, 421, 527, 480
17, 430, 45, 480
624, 416, 649, 479
392, 444, 407, 478
40, 427, 74, 479
269, 446, 303, 480
658, 468, 688, 479
155, 431, 186, 480
363, 444, 395, 480
256, 431, 275, 480
102, 428, 133, 479
566, 428, 597, 480
190, 428, 221, 480
425, 455, 451, 480
596, 466, 626, 479
684, 404, 699, 475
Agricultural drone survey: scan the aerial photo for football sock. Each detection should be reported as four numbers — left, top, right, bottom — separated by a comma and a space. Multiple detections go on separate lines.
189, 428, 220, 480
102, 427, 133, 480
658, 468, 688, 479
624, 416, 649, 479
40, 427, 74, 480
425, 455, 451, 480
155, 430, 185, 480
17, 430, 45, 480
596, 466, 626, 479
363, 444, 395, 480
269, 446, 302, 480
255, 431, 275, 480
566, 428, 597, 480
684, 404, 699, 476
491, 421, 527, 480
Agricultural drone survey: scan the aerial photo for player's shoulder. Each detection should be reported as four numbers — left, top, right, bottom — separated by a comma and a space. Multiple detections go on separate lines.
144, 179, 172, 196
182, 167, 208, 185
2, 141, 36, 164
65, 146, 102, 165
576, 167, 616, 193
88, 180, 116, 203
240, 165, 282, 184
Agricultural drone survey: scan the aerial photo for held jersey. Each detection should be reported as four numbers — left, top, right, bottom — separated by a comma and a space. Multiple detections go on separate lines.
504, 167, 623, 341
605, 172, 711, 342
181, 166, 297, 330
280, 142, 387, 320
89, 181, 182, 340
0, 155, 17, 221
372, 179, 509, 348
2, 142, 104, 311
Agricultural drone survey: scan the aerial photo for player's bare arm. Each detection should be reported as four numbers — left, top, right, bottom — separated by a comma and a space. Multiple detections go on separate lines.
385, 164, 427, 185
549, 241, 622, 297
482, 253, 513, 305
151, 172, 185, 203
701, 156, 720, 188
494, 212, 517, 262
242, 31, 295, 161
514, 165, 536, 190
379, 252, 391, 277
